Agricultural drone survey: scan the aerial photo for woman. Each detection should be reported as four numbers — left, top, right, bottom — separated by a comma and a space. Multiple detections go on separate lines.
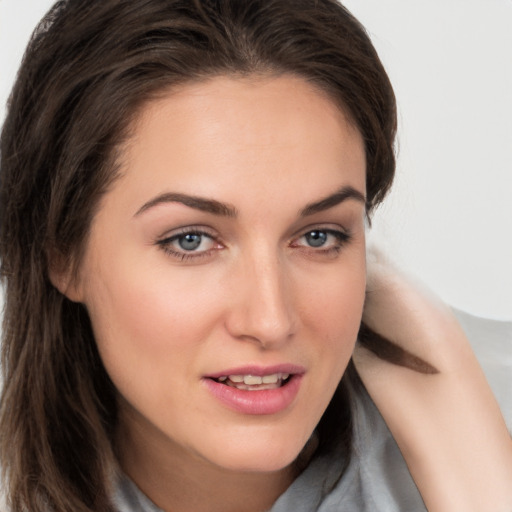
0, 1, 510, 511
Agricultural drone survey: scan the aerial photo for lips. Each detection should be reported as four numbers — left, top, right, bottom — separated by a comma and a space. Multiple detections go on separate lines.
203, 364, 305, 415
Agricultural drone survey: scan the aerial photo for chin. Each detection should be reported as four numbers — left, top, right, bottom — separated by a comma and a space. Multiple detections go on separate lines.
198, 426, 314, 474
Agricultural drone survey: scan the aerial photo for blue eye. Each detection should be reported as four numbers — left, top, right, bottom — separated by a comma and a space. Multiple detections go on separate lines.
293, 228, 351, 254
157, 229, 219, 260
177, 233, 203, 251
304, 230, 328, 247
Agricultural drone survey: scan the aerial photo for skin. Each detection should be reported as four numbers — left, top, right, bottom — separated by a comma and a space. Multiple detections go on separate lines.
59, 75, 368, 512
355, 250, 512, 511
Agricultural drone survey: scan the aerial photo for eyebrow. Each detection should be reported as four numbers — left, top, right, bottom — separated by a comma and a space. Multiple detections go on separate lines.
299, 186, 366, 216
135, 192, 238, 218
134, 185, 366, 218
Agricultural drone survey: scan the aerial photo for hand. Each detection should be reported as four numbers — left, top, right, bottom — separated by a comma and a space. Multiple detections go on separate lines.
353, 246, 512, 511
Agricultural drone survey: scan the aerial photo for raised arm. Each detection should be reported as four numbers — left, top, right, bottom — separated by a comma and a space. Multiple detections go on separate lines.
353, 249, 512, 511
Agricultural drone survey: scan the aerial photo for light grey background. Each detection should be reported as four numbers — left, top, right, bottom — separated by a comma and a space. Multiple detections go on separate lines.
1, 0, 511, 320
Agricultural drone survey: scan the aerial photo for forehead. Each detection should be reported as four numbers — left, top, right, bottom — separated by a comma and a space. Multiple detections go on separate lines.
112, 74, 366, 215
132, 73, 358, 139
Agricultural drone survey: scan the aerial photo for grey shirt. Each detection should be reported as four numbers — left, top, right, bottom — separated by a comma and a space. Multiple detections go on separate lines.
113, 309, 512, 511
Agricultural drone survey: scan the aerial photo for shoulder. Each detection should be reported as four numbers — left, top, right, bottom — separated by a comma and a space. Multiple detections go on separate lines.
452, 308, 512, 430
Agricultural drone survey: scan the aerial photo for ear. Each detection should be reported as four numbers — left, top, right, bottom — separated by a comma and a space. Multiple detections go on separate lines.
47, 249, 84, 303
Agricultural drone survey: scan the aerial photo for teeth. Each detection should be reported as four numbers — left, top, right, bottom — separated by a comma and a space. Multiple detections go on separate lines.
221, 373, 289, 386
244, 375, 262, 385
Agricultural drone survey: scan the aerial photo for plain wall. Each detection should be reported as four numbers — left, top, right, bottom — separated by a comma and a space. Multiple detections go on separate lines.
344, 0, 512, 320
1, 0, 511, 320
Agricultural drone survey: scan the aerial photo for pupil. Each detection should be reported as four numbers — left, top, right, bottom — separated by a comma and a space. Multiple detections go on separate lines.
306, 231, 327, 247
179, 234, 202, 251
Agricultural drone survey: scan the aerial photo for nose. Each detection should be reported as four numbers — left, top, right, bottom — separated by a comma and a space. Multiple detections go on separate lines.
225, 250, 297, 349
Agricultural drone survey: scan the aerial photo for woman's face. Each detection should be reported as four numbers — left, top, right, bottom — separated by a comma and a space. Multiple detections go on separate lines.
72, 75, 366, 475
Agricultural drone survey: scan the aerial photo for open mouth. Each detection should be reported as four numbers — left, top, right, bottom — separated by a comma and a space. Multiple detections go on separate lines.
210, 372, 292, 391
204, 369, 303, 414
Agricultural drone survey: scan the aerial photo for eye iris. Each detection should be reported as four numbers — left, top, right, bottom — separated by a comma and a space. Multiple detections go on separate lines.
305, 231, 327, 247
178, 233, 202, 251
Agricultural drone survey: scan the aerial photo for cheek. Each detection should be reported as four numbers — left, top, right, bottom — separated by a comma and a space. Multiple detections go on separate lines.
83, 257, 225, 395
298, 255, 366, 377
302, 256, 366, 336
282, 255, 365, 442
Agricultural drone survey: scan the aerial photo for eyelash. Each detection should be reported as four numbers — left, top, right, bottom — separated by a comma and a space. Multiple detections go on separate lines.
155, 227, 351, 262
156, 227, 220, 261
291, 228, 351, 256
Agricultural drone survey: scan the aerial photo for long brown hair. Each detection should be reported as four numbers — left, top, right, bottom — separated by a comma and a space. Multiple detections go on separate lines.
1, 1, 420, 510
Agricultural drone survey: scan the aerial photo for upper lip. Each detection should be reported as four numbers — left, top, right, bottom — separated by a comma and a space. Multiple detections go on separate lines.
204, 364, 306, 379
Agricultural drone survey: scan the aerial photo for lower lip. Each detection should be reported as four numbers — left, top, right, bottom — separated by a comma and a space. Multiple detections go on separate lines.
203, 375, 303, 415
